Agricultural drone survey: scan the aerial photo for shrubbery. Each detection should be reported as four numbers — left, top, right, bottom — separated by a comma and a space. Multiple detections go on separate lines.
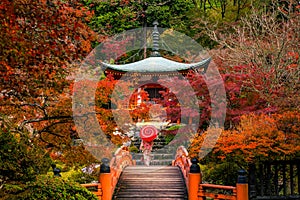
67, 168, 99, 184
0, 120, 52, 183
0, 117, 98, 199
1, 175, 98, 200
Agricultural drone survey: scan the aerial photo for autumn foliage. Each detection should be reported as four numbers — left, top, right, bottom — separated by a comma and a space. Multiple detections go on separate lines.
0, 0, 97, 167
0, 0, 95, 99
0, 0, 299, 190
189, 111, 300, 164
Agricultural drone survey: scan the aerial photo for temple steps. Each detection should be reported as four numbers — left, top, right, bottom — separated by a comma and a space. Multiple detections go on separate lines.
132, 153, 174, 166
132, 135, 177, 166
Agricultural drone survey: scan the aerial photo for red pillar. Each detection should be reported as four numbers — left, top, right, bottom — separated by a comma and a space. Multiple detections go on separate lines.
99, 158, 112, 200
236, 169, 249, 200
188, 158, 201, 200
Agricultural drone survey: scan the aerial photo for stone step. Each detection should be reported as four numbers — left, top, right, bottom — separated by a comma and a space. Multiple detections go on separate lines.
135, 159, 173, 166
153, 147, 177, 154
132, 153, 174, 160
132, 136, 167, 149
132, 152, 174, 166
132, 143, 175, 150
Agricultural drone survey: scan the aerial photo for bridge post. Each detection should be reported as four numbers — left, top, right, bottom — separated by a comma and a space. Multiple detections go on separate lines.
236, 169, 249, 200
188, 158, 201, 200
99, 158, 112, 200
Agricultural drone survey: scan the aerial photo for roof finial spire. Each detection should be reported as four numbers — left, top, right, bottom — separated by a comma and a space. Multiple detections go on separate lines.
151, 20, 161, 57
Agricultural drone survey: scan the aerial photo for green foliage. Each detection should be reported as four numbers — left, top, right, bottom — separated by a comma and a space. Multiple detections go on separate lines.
164, 134, 176, 144
82, 0, 195, 36
201, 162, 240, 186
160, 125, 181, 144
67, 168, 99, 184
1, 184, 23, 194
129, 145, 139, 153
166, 124, 181, 131
187, 0, 279, 48
1, 175, 98, 200
0, 117, 99, 199
0, 119, 52, 183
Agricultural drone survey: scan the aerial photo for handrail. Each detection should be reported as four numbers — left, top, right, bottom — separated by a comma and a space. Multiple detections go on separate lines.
172, 146, 192, 189
173, 146, 248, 200
200, 183, 236, 190
110, 146, 135, 191
199, 183, 237, 200
81, 146, 135, 200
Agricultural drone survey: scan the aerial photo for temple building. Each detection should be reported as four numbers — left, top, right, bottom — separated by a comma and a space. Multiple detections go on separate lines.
102, 21, 211, 125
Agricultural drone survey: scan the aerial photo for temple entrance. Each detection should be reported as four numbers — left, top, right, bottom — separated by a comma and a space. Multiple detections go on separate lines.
144, 86, 164, 101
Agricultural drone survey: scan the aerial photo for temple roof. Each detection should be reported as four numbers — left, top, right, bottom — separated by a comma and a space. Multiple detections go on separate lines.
102, 56, 211, 73
102, 21, 211, 75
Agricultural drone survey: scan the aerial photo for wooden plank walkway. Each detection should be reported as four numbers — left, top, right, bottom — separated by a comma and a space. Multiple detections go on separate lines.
113, 166, 188, 200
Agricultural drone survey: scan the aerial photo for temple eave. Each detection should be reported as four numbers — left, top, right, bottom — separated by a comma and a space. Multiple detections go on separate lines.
102, 57, 211, 74
104, 69, 203, 77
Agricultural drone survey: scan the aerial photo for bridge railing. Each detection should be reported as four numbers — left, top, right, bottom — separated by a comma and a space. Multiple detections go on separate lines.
81, 146, 135, 200
172, 146, 192, 189
199, 183, 237, 200
110, 146, 136, 190
173, 146, 248, 200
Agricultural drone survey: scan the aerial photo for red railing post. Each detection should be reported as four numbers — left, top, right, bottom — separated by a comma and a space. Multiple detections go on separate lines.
188, 158, 201, 200
236, 169, 248, 200
99, 158, 112, 200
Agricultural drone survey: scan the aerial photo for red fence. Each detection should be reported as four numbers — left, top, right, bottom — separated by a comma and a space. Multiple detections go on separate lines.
81, 146, 135, 200
173, 146, 248, 200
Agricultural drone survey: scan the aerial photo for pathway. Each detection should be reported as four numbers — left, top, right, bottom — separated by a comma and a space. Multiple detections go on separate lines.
113, 166, 188, 199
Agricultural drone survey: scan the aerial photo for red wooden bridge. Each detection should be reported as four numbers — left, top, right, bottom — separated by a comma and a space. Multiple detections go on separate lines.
82, 146, 248, 200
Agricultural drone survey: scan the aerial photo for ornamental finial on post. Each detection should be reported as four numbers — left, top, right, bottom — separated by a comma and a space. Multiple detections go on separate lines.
100, 158, 110, 173
237, 169, 247, 184
52, 164, 62, 177
236, 169, 249, 200
190, 158, 201, 173
151, 20, 161, 57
